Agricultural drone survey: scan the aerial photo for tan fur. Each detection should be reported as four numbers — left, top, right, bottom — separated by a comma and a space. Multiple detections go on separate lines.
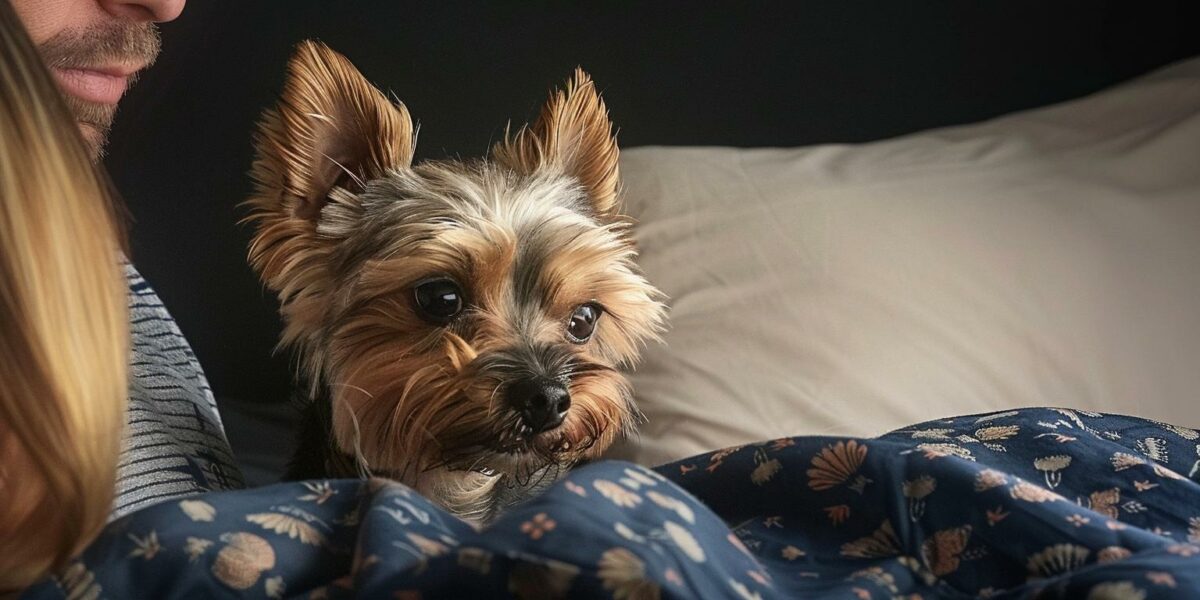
245, 41, 666, 521
243, 41, 415, 391
493, 68, 622, 216
255, 40, 415, 213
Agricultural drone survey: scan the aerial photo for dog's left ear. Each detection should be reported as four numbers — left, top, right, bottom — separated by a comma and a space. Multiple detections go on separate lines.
493, 69, 620, 216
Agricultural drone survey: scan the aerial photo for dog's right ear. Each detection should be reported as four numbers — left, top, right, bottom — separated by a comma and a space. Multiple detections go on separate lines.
245, 41, 414, 356
251, 40, 415, 221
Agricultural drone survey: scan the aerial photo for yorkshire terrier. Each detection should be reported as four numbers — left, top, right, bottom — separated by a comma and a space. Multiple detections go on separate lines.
244, 41, 666, 522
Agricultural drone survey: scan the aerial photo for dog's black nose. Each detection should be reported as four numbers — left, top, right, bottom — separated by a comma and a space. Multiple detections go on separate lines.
509, 377, 571, 433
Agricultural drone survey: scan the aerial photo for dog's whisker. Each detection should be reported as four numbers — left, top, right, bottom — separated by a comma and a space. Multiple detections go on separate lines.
332, 393, 374, 479
487, 380, 505, 408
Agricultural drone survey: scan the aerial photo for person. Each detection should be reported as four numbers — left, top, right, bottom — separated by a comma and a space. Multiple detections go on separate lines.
0, 0, 128, 592
6, 0, 244, 520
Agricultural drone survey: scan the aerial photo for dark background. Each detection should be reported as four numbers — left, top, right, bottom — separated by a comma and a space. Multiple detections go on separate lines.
103, 1, 1200, 483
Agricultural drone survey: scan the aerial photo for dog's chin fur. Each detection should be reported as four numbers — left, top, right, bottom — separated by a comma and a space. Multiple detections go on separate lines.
289, 387, 594, 524
410, 466, 567, 524
246, 41, 665, 522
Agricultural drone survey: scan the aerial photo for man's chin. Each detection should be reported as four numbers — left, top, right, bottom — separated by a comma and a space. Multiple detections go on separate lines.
77, 121, 109, 161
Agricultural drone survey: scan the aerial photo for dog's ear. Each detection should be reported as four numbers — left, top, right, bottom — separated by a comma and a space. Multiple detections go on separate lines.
253, 40, 415, 221
245, 41, 414, 360
493, 69, 620, 216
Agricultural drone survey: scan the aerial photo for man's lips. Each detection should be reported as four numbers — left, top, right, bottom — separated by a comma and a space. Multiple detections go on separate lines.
52, 66, 136, 105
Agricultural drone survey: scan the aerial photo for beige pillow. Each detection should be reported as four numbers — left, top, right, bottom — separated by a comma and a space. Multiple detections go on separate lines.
607, 57, 1200, 467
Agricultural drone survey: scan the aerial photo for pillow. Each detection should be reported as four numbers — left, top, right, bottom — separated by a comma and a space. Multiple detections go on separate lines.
607, 57, 1200, 467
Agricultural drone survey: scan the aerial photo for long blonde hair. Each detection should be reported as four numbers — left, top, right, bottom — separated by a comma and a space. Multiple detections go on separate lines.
0, 0, 129, 593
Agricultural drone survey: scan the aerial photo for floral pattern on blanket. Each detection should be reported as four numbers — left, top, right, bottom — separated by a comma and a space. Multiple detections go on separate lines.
24, 408, 1200, 599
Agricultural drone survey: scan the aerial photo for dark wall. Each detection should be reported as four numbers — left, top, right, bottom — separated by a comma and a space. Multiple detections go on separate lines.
104, 1, 1200, 414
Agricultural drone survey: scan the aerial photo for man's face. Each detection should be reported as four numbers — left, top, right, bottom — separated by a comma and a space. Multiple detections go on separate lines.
10, 0, 185, 159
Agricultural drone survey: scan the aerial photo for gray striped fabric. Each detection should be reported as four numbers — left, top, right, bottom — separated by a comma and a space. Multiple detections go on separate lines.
113, 264, 244, 519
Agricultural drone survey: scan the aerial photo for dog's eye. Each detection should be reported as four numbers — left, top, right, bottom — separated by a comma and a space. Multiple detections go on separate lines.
566, 303, 601, 343
414, 279, 463, 324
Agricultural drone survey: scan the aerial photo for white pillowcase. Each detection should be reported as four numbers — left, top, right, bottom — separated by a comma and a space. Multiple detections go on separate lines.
607, 57, 1200, 467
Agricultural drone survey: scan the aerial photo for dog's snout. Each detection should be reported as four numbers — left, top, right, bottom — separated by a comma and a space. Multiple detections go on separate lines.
509, 377, 570, 433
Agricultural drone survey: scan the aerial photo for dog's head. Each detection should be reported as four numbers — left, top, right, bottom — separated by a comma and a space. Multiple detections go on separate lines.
245, 41, 665, 487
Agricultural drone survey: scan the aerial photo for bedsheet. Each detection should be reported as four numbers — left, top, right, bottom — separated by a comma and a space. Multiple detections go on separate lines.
26, 408, 1200, 599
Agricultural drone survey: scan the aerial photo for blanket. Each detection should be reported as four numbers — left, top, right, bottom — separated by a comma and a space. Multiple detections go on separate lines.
25, 408, 1200, 599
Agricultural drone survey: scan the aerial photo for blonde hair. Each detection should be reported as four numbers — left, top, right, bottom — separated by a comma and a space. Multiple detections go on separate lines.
0, 0, 129, 593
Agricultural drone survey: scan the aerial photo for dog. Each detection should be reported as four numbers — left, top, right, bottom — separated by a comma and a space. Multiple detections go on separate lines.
244, 41, 666, 522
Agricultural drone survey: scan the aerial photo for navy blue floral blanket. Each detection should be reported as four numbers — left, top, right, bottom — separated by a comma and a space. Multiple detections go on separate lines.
26, 408, 1200, 599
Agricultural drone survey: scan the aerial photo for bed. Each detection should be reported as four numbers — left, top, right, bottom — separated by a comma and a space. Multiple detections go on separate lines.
27, 409, 1200, 598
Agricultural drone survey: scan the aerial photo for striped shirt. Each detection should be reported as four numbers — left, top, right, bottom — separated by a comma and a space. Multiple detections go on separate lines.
112, 264, 244, 519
